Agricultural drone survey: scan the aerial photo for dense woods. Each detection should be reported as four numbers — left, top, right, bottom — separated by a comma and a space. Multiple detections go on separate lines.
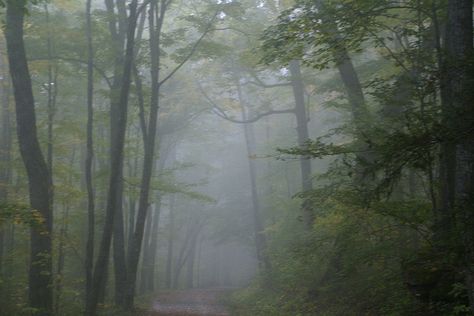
0, 0, 473, 315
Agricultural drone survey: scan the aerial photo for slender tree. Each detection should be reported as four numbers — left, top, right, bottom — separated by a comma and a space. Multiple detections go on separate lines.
84, 0, 96, 303
288, 60, 314, 228
124, 0, 218, 306
4, 1, 53, 315
0, 39, 11, 299
124, 0, 165, 307
85, 0, 139, 314
234, 74, 272, 273
165, 194, 176, 289
437, 0, 474, 309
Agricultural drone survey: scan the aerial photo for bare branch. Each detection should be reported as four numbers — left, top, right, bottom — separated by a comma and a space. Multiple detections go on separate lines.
159, 10, 219, 86
214, 108, 296, 124
246, 70, 292, 88
198, 81, 295, 124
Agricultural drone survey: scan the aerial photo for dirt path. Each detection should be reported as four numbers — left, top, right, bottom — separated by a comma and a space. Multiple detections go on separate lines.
149, 288, 231, 316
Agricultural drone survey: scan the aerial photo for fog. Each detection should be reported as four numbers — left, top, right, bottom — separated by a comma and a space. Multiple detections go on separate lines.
0, 1, 473, 315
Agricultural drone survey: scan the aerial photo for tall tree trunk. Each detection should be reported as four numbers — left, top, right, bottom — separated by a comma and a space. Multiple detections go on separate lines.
4, 1, 53, 315
333, 47, 372, 179
314, 0, 366, 128
44, 3, 57, 186
173, 224, 202, 289
84, 0, 96, 304
140, 192, 162, 293
55, 149, 76, 315
112, 177, 127, 305
139, 205, 154, 294
109, 0, 130, 307
438, 0, 474, 309
288, 60, 313, 229
0, 39, 11, 302
334, 50, 366, 128
124, 0, 167, 308
127, 196, 136, 250
165, 194, 176, 289
145, 198, 161, 292
127, 155, 139, 249
186, 238, 197, 289
145, 151, 171, 291
45, 7, 59, 309
85, 0, 139, 314
196, 237, 202, 288
55, 204, 69, 315
113, 2, 147, 304
315, 0, 368, 170
235, 77, 272, 274
112, 0, 146, 307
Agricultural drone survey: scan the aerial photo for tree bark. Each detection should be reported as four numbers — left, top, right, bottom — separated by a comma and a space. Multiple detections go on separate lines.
112, 178, 127, 305
439, 0, 474, 309
55, 149, 75, 315
186, 237, 197, 289
139, 205, 154, 294
124, 0, 167, 308
288, 60, 314, 228
145, 198, 162, 292
235, 76, 272, 274
44, 3, 57, 186
4, 1, 53, 315
173, 223, 203, 289
166, 194, 176, 289
84, 0, 96, 304
85, 0, 139, 314
316, 0, 369, 171
0, 39, 11, 302
109, 0, 130, 307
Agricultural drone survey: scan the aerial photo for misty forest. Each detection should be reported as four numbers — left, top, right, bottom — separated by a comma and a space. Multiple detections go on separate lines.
0, 0, 473, 315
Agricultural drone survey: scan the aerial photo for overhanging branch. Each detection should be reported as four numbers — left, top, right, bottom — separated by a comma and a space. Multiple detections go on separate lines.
198, 81, 295, 124
159, 10, 219, 86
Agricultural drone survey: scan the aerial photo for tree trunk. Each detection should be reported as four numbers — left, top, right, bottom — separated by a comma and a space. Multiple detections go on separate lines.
288, 60, 313, 229
165, 194, 176, 289
113, 3, 147, 305
113, 180, 127, 305
85, 0, 139, 314
139, 205, 154, 294
0, 38, 11, 303
108, 0, 130, 307
55, 204, 69, 315
316, 0, 369, 169
44, 3, 57, 186
314, 0, 366, 128
146, 198, 161, 292
4, 1, 53, 315
124, 0, 167, 308
439, 0, 474, 309
55, 150, 76, 314
196, 237, 202, 288
173, 226, 193, 289
127, 196, 136, 250
235, 77, 272, 274
84, 0, 96, 303
140, 195, 162, 293
186, 238, 197, 289
173, 224, 202, 289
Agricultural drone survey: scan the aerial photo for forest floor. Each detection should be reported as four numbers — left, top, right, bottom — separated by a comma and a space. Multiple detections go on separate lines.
146, 288, 232, 316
